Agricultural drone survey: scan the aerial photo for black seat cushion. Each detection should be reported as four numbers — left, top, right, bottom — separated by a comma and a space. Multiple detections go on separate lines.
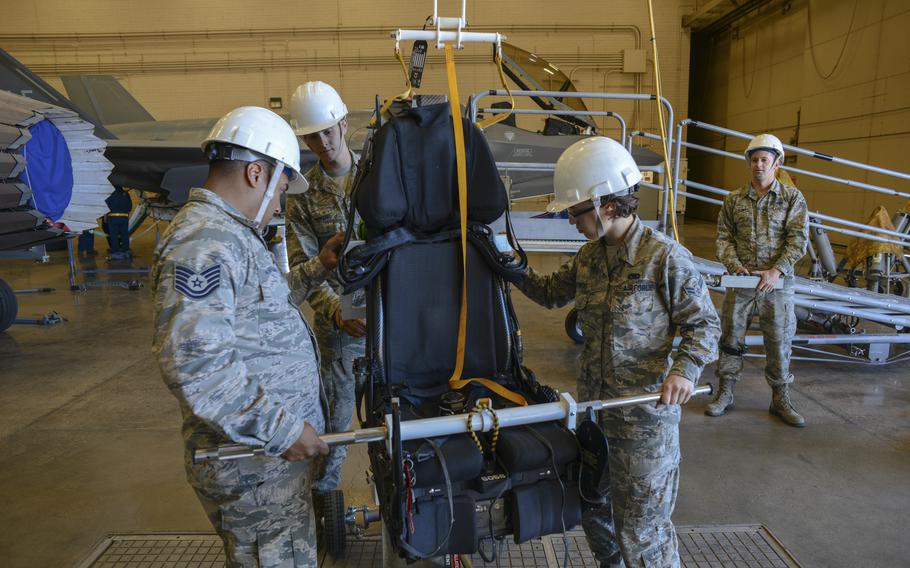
382, 238, 509, 390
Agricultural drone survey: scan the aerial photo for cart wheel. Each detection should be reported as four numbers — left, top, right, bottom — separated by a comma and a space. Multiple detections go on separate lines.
323, 490, 346, 558
0, 279, 17, 332
565, 307, 583, 344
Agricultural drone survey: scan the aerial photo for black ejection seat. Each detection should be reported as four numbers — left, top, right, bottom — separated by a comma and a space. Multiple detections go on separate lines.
338, 101, 601, 561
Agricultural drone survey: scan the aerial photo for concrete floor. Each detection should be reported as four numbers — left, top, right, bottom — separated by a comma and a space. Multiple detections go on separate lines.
1, 220, 908, 568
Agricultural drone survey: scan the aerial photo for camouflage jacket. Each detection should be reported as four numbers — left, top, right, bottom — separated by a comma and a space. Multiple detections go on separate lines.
516, 218, 720, 435
285, 152, 358, 322
716, 180, 809, 277
152, 188, 325, 457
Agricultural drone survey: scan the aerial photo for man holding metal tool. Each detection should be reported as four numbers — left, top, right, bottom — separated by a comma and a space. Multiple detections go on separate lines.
509, 137, 721, 567
152, 106, 343, 567
708, 133, 809, 427
285, 81, 367, 510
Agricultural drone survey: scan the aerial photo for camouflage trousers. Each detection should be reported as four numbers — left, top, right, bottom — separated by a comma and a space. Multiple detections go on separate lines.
716, 286, 796, 387
189, 455, 317, 567
582, 425, 681, 568
312, 321, 366, 494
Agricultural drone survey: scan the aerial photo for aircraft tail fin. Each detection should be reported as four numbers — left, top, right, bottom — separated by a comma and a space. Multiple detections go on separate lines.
61, 75, 155, 125
0, 48, 114, 138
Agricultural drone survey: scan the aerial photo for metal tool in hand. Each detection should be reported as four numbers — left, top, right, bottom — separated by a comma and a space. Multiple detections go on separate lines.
704, 274, 784, 290
193, 384, 713, 463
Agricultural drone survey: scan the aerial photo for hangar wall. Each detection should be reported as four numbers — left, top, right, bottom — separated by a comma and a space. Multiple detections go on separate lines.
687, 0, 910, 235
3, 0, 695, 144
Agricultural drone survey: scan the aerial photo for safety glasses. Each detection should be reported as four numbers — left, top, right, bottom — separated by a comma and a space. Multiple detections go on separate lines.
567, 202, 596, 219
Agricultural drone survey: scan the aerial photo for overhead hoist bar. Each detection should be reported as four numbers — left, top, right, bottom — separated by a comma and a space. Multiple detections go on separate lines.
392, 1, 504, 50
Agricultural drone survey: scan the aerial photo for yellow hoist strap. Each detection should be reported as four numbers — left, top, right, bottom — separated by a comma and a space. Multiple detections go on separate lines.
371, 48, 414, 127
444, 44, 528, 408
475, 49, 516, 130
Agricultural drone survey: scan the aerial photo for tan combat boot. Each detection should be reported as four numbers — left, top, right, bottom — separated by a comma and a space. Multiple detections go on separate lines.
769, 384, 806, 427
705, 378, 735, 416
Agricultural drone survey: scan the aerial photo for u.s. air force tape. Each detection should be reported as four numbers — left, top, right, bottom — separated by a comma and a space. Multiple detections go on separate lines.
175, 264, 221, 299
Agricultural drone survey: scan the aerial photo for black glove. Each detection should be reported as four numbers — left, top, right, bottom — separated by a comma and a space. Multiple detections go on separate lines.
501, 266, 528, 285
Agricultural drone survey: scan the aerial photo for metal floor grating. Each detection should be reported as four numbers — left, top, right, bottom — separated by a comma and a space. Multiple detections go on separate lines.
78, 525, 801, 567
77, 534, 225, 567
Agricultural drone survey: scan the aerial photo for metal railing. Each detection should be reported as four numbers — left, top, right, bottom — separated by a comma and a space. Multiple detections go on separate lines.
470, 89, 677, 228
629, 124, 910, 249
476, 106, 628, 146
468, 89, 673, 146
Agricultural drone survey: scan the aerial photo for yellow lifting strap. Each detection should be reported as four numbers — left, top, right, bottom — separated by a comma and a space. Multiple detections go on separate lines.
474, 48, 516, 130
370, 48, 414, 127
444, 44, 528, 408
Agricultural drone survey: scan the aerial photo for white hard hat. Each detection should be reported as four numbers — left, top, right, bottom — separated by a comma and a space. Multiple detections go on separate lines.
744, 133, 784, 161
290, 81, 348, 136
548, 137, 643, 213
202, 106, 308, 195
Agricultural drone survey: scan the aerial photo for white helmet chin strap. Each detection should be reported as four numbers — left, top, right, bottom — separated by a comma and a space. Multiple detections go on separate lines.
254, 161, 285, 227
591, 196, 607, 240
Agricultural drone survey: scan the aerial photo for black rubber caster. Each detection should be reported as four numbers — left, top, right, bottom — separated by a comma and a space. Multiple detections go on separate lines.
323, 489, 347, 558
0, 279, 17, 332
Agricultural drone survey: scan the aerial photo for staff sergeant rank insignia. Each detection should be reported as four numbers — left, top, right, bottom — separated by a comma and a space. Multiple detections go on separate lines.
174, 264, 221, 299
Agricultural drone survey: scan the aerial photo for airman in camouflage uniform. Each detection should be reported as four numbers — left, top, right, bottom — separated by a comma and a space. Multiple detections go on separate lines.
287, 82, 366, 497
286, 156, 365, 494
513, 137, 721, 568
153, 106, 334, 567
709, 134, 809, 427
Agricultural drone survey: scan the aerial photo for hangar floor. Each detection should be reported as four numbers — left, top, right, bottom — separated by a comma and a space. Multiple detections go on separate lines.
0, 219, 908, 567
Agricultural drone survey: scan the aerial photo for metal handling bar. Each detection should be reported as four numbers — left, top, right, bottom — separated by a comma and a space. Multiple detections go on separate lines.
194, 385, 713, 463
693, 257, 910, 317
580, 384, 712, 412
193, 426, 389, 463
703, 274, 784, 290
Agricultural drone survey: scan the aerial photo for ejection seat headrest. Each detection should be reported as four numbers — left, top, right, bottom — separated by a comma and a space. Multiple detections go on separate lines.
355, 103, 507, 235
